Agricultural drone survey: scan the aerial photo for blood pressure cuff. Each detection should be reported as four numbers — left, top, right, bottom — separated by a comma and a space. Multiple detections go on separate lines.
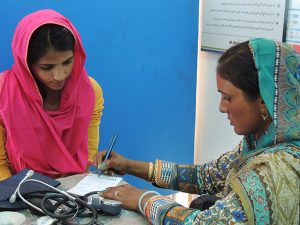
0, 169, 61, 210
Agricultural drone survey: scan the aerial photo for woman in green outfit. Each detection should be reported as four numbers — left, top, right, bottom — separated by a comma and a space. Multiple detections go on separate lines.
96, 38, 300, 224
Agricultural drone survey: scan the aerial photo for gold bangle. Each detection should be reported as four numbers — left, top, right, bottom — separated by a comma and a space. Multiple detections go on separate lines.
154, 159, 165, 187
147, 162, 154, 182
154, 159, 159, 185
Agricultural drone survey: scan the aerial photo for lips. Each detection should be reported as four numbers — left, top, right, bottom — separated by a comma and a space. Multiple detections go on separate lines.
227, 116, 233, 125
51, 82, 64, 87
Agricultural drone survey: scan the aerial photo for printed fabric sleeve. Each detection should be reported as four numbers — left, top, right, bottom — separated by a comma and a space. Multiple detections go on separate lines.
144, 191, 248, 225
87, 77, 104, 164
153, 145, 241, 194
0, 119, 12, 181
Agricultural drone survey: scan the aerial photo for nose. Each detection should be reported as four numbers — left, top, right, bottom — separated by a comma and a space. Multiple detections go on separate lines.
52, 66, 67, 81
219, 101, 227, 113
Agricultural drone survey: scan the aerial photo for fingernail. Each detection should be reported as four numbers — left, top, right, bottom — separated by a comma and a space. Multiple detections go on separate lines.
99, 163, 106, 170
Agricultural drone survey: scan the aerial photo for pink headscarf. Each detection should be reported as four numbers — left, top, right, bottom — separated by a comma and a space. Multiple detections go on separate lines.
0, 9, 95, 177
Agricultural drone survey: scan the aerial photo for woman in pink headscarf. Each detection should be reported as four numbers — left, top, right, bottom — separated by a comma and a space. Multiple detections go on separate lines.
0, 9, 104, 180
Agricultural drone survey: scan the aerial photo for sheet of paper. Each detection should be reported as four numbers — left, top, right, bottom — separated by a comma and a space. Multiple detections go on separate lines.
68, 173, 122, 195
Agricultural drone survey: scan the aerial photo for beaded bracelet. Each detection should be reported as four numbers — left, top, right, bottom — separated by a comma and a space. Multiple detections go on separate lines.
138, 190, 160, 215
147, 162, 154, 182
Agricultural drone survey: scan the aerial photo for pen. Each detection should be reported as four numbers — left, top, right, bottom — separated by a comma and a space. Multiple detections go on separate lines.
98, 134, 118, 177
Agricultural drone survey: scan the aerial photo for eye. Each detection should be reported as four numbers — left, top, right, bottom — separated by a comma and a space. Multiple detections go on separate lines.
63, 57, 73, 65
40, 65, 53, 71
222, 96, 231, 101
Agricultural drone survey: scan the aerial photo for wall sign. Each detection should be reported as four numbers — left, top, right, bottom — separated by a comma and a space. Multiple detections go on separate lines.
286, 0, 300, 52
201, 0, 287, 51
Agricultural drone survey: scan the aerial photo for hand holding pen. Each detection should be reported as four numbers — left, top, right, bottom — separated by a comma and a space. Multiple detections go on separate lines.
97, 134, 118, 176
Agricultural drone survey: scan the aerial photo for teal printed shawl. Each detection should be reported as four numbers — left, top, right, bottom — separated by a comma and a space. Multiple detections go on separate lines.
229, 39, 299, 225
241, 38, 300, 158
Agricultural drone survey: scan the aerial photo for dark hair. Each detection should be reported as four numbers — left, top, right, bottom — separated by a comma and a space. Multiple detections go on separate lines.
27, 24, 75, 65
217, 41, 260, 101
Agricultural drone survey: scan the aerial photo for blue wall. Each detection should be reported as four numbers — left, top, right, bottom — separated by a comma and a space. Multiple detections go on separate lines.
0, 0, 199, 194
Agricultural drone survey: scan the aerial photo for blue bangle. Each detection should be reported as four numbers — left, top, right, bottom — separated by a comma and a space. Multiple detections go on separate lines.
138, 190, 160, 215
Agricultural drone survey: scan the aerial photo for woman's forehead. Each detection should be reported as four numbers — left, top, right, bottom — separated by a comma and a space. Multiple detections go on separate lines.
35, 49, 74, 64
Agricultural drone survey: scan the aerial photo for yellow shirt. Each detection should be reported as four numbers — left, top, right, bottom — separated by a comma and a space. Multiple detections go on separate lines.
0, 77, 104, 181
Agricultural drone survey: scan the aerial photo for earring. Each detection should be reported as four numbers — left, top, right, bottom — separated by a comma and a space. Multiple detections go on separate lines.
261, 109, 269, 121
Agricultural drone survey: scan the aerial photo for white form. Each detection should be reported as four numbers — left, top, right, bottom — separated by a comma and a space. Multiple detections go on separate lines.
68, 173, 122, 195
